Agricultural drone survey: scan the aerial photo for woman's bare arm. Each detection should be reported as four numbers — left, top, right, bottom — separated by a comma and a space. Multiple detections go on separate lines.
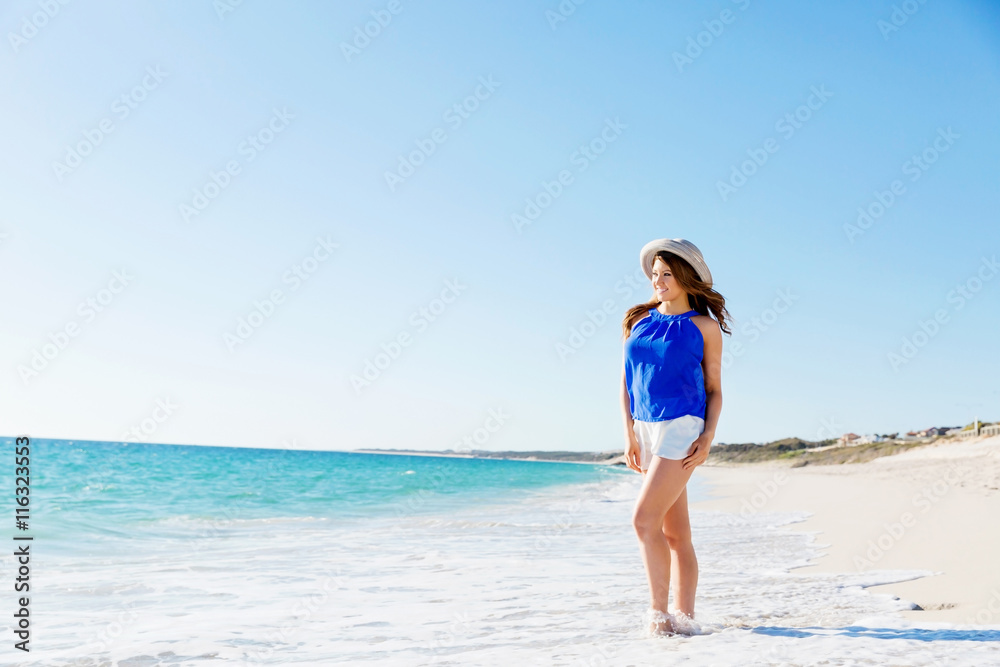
621, 346, 643, 472
698, 319, 724, 441
621, 347, 634, 437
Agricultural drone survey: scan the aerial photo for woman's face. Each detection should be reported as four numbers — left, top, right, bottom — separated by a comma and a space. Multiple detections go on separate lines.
651, 257, 685, 302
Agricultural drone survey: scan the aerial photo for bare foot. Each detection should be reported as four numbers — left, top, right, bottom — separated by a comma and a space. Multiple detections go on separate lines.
668, 609, 698, 636
646, 608, 675, 636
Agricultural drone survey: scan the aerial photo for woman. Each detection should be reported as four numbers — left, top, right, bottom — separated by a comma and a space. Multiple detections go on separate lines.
620, 238, 731, 636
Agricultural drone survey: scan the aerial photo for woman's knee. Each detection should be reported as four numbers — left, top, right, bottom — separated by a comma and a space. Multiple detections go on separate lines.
632, 509, 663, 539
662, 529, 692, 550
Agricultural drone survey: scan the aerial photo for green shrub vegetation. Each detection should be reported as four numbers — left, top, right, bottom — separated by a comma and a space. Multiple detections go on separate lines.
707, 436, 941, 466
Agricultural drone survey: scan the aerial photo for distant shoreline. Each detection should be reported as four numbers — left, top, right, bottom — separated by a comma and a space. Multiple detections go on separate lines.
354, 434, 965, 468
352, 448, 623, 465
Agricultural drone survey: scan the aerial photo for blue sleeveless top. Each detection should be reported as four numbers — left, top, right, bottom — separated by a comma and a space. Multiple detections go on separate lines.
624, 308, 706, 422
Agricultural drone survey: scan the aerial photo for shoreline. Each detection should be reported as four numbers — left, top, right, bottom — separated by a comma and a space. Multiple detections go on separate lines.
352, 448, 622, 465
689, 434, 1000, 624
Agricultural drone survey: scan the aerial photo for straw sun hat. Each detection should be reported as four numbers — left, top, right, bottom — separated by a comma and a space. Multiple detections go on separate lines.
639, 238, 713, 288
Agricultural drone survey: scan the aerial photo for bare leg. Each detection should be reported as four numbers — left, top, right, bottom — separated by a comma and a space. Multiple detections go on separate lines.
633, 455, 695, 628
662, 486, 698, 617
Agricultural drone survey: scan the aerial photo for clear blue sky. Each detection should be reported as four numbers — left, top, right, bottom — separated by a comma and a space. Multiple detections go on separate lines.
2, 0, 998, 452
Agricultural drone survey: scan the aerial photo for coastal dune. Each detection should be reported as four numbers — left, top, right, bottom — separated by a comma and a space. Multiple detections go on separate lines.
690, 434, 1000, 624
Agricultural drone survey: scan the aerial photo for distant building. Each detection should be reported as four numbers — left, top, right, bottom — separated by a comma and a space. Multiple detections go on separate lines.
918, 426, 954, 437
838, 433, 860, 446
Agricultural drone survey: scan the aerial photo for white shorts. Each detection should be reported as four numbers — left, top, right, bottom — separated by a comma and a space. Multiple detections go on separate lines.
633, 415, 705, 470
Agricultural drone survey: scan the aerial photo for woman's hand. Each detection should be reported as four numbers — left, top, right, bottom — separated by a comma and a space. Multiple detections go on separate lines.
624, 430, 643, 473
681, 433, 713, 470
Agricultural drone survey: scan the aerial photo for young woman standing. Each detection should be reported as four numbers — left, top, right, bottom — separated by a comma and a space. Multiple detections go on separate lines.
620, 238, 731, 636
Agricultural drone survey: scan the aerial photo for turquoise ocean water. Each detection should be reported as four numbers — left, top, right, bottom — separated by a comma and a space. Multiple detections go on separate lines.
4, 438, 646, 550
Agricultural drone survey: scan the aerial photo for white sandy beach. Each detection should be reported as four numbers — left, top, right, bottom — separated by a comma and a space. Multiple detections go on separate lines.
690, 434, 1000, 625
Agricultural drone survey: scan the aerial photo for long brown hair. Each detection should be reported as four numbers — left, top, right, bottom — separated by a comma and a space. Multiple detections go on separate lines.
621, 250, 732, 340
